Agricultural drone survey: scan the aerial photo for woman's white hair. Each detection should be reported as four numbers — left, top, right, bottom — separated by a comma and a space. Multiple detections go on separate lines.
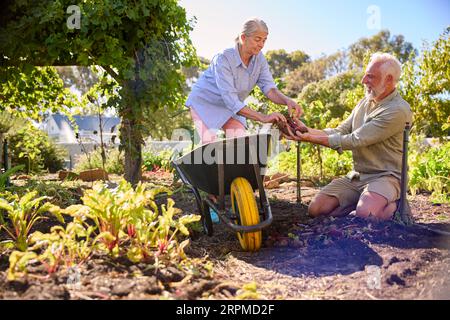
235, 17, 269, 44
368, 52, 402, 83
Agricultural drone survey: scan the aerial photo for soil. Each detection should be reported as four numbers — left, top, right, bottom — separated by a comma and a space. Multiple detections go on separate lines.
0, 174, 449, 300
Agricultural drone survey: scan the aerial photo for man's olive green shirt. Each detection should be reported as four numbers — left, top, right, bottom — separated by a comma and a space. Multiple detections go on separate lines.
324, 89, 413, 181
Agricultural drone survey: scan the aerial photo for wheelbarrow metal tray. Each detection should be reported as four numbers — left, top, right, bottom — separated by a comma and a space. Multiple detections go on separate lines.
173, 134, 271, 195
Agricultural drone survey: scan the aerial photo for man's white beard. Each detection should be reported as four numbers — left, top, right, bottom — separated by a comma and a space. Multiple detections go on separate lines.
365, 84, 385, 101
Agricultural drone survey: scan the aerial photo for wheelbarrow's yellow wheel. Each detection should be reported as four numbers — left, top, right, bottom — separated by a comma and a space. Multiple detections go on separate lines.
230, 177, 262, 251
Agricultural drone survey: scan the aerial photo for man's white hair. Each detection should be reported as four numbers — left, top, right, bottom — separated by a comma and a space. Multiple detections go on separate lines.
367, 52, 402, 83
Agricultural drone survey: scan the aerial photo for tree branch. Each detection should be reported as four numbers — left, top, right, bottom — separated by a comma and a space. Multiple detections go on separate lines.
101, 65, 121, 84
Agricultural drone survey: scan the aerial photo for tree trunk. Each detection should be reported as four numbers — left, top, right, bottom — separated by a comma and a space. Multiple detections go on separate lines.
116, 69, 146, 186
120, 115, 143, 186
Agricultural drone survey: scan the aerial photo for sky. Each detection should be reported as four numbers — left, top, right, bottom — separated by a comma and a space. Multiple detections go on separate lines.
178, 0, 450, 59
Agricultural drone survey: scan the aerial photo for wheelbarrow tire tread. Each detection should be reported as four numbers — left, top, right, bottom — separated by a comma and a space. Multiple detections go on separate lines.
231, 177, 261, 251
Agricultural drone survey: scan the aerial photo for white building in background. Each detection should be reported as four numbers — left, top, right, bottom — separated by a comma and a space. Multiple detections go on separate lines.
43, 113, 121, 144
41, 114, 121, 169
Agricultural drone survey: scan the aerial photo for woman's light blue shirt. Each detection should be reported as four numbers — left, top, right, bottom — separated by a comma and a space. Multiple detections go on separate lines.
186, 45, 277, 130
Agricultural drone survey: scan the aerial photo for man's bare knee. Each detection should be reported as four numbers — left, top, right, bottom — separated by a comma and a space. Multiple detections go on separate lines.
308, 203, 322, 217
308, 194, 339, 217
356, 192, 388, 220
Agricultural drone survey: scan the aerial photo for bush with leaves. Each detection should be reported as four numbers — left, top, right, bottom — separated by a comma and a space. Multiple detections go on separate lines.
400, 27, 450, 138
142, 149, 174, 172
409, 140, 450, 203
74, 147, 124, 174
8, 122, 66, 174
272, 143, 353, 185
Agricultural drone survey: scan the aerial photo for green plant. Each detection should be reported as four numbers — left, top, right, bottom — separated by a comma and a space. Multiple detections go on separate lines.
270, 143, 353, 185
8, 123, 66, 174
0, 165, 25, 190
409, 141, 450, 203
142, 149, 174, 172
63, 179, 200, 265
27, 222, 96, 275
126, 197, 200, 265
0, 191, 63, 251
74, 147, 124, 174
10, 180, 82, 208
7, 250, 38, 281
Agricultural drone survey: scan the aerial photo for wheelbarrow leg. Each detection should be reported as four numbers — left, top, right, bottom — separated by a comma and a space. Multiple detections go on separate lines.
172, 161, 213, 235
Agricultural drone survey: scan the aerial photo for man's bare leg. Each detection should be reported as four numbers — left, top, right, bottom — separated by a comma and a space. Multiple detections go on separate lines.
328, 203, 357, 217
308, 193, 340, 217
356, 191, 396, 221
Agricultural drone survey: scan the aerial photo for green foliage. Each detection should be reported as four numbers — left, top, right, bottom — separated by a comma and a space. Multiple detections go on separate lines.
7, 251, 38, 281
63, 180, 148, 255
142, 149, 174, 172
62, 180, 200, 264
348, 30, 416, 70
8, 122, 66, 174
0, 65, 79, 120
29, 223, 96, 275
0, 165, 25, 191
74, 148, 124, 174
298, 70, 364, 129
284, 51, 348, 97
272, 143, 353, 184
409, 141, 450, 203
10, 180, 82, 208
266, 49, 310, 79
7, 180, 200, 280
126, 197, 200, 265
0, 191, 63, 251
0, 112, 27, 135
400, 27, 450, 138
1, 0, 198, 184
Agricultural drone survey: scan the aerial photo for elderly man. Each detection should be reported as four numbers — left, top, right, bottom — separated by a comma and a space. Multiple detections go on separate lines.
293, 52, 413, 221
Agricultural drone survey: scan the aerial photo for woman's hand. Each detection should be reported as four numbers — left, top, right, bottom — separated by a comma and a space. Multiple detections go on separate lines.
261, 112, 287, 124
286, 99, 303, 118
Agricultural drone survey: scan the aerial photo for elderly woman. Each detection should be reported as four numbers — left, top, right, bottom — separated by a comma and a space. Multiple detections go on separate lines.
186, 17, 303, 144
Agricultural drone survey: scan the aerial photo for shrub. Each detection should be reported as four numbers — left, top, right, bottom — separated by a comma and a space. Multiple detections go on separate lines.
142, 149, 174, 172
271, 143, 353, 185
8, 123, 66, 173
74, 147, 124, 174
409, 141, 450, 203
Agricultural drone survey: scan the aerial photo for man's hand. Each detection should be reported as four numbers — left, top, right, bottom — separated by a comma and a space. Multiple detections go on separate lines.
286, 99, 303, 118
294, 130, 310, 142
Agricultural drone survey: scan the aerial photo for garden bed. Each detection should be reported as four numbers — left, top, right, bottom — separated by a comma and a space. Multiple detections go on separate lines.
0, 174, 449, 300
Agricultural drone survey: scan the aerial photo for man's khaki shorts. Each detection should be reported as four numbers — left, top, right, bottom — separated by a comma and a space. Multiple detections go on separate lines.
319, 175, 400, 208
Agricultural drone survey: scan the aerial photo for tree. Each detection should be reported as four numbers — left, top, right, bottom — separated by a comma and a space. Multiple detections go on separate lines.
265, 49, 310, 79
284, 51, 348, 97
0, 0, 197, 185
349, 30, 416, 69
56, 66, 100, 96
0, 65, 79, 119
400, 27, 450, 138
298, 70, 364, 128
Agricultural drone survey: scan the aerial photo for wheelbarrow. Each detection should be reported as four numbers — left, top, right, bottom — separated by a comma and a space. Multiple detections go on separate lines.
172, 133, 274, 251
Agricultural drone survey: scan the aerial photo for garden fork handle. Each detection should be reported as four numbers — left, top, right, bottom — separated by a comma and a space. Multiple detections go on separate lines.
397, 122, 413, 225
